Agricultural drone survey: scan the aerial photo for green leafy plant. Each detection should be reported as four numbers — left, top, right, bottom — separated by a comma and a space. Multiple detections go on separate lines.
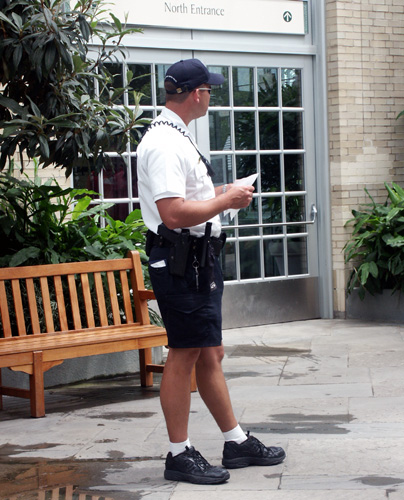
344, 182, 404, 299
0, 0, 149, 177
0, 168, 147, 267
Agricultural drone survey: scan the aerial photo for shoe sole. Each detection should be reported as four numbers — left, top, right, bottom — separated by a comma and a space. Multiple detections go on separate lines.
222, 454, 286, 469
165, 469, 230, 484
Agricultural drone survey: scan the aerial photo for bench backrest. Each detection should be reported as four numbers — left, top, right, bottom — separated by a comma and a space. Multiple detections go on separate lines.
0, 251, 150, 338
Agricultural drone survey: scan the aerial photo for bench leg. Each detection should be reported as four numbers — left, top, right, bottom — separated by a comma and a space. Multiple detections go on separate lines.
29, 351, 46, 418
139, 348, 153, 387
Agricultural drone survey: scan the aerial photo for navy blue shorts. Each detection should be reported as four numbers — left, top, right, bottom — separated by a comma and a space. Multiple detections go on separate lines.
148, 246, 224, 348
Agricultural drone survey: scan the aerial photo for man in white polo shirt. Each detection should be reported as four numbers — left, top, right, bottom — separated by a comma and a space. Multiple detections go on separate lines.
137, 58, 285, 485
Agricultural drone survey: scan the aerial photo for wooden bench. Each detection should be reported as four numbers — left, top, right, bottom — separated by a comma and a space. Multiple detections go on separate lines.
0, 250, 168, 418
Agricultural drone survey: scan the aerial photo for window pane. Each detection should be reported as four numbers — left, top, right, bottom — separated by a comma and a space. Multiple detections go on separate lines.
262, 197, 283, 235
261, 155, 281, 193
236, 154, 257, 179
233, 67, 254, 107
283, 112, 303, 149
285, 154, 305, 191
127, 64, 152, 105
156, 64, 171, 105
131, 156, 139, 198
221, 241, 236, 280
209, 111, 231, 150
258, 68, 278, 107
240, 240, 260, 279
211, 154, 233, 185
282, 69, 302, 107
100, 63, 123, 104
107, 203, 130, 222
288, 237, 308, 275
103, 157, 128, 199
73, 163, 99, 195
259, 112, 279, 150
264, 239, 284, 277
238, 201, 259, 237
286, 195, 306, 234
235, 111, 256, 150
208, 66, 229, 106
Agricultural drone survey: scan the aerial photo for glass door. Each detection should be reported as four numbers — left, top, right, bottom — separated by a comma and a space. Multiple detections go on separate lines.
194, 53, 318, 284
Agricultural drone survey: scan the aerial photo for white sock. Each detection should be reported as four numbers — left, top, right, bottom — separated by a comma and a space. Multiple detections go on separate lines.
223, 425, 248, 444
169, 439, 191, 457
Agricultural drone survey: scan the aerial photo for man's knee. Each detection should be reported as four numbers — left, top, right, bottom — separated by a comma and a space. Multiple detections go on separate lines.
197, 344, 225, 367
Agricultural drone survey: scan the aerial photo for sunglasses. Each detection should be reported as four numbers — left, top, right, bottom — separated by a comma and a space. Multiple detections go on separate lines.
197, 88, 212, 94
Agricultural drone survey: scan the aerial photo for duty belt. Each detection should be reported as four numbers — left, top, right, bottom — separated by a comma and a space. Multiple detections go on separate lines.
148, 230, 225, 256
146, 223, 226, 277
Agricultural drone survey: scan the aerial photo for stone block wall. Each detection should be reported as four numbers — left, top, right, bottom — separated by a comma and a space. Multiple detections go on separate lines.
325, 0, 404, 316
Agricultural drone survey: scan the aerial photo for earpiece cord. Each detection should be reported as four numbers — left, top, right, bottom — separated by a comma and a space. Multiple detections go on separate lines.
141, 121, 215, 178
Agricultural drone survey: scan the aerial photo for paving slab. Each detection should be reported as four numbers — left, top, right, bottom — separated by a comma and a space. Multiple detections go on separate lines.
1, 319, 404, 499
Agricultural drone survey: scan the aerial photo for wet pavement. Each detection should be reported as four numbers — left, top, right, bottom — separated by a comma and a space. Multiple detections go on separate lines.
1, 319, 404, 499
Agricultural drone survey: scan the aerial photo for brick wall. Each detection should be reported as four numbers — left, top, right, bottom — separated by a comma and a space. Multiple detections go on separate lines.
326, 0, 404, 316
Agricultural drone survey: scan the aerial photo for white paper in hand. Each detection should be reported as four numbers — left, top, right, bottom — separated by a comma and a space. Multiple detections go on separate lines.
223, 173, 258, 220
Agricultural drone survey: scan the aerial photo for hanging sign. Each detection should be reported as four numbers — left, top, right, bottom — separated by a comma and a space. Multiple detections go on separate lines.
111, 0, 306, 35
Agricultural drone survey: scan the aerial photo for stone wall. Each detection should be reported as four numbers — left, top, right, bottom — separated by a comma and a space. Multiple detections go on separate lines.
325, 0, 404, 316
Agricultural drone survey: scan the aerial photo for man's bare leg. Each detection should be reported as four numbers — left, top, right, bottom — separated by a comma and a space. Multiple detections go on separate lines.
195, 344, 238, 432
160, 346, 201, 443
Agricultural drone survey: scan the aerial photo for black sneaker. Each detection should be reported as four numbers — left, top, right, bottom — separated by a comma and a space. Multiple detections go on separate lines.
222, 432, 286, 469
164, 446, 230, 484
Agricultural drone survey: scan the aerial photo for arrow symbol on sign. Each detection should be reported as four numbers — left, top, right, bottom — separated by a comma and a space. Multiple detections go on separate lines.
283, 11, 292, 23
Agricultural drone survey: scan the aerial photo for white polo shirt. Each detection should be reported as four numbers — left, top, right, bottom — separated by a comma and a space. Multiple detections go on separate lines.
137, 108, 221, 238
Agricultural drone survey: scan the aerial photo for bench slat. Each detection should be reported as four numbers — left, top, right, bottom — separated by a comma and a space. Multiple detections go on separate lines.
54, 276, 68, 332
26, 278, 41, 334
107, 271, 121, 325
0, 324, 166, 357
40, 276, 55, 333
81, 273, 95, 328
94, 272, 108, 326
0, 280, 12, 338
129, 252, 150, 326
0, 257, 132, 280
11, 279, 26, 336
120, 270, 134, 323
68, 274, 82, 330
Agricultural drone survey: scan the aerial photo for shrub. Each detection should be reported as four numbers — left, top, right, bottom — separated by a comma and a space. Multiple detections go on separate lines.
344, 182, 404, 299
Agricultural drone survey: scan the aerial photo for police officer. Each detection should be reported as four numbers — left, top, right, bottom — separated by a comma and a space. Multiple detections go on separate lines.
137, 58, 285, 484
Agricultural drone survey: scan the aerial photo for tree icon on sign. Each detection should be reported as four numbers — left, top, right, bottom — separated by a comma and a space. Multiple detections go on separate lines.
283, 11, 292, 22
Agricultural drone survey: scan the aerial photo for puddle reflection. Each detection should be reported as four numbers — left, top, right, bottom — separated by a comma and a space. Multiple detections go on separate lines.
0, 461, 148, 500
4, 485, 116, 500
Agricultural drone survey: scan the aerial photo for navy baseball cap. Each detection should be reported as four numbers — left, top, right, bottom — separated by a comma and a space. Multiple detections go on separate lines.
164, 58, 225, 94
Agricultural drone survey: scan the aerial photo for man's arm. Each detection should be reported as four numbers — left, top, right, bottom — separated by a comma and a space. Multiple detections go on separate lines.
156, 184, 254, 230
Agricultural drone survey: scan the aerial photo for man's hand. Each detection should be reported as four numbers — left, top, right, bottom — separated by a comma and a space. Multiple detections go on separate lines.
225, 184, 254, 209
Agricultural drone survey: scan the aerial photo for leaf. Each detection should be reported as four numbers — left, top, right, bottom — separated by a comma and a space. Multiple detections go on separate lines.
383, 234, 404, 247
44, 43, 57, 73
13, 44, 23, 69
110, 13, 122, 31
38, 135, 50, 158
9, 247, 41, 267
0, 95, 27, 118
24, 92, 41, 116
385, 183, 400, 205
72, 196, 92, 220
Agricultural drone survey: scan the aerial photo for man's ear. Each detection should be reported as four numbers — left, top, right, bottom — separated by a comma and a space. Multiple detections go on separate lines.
191, 89, 200, 103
